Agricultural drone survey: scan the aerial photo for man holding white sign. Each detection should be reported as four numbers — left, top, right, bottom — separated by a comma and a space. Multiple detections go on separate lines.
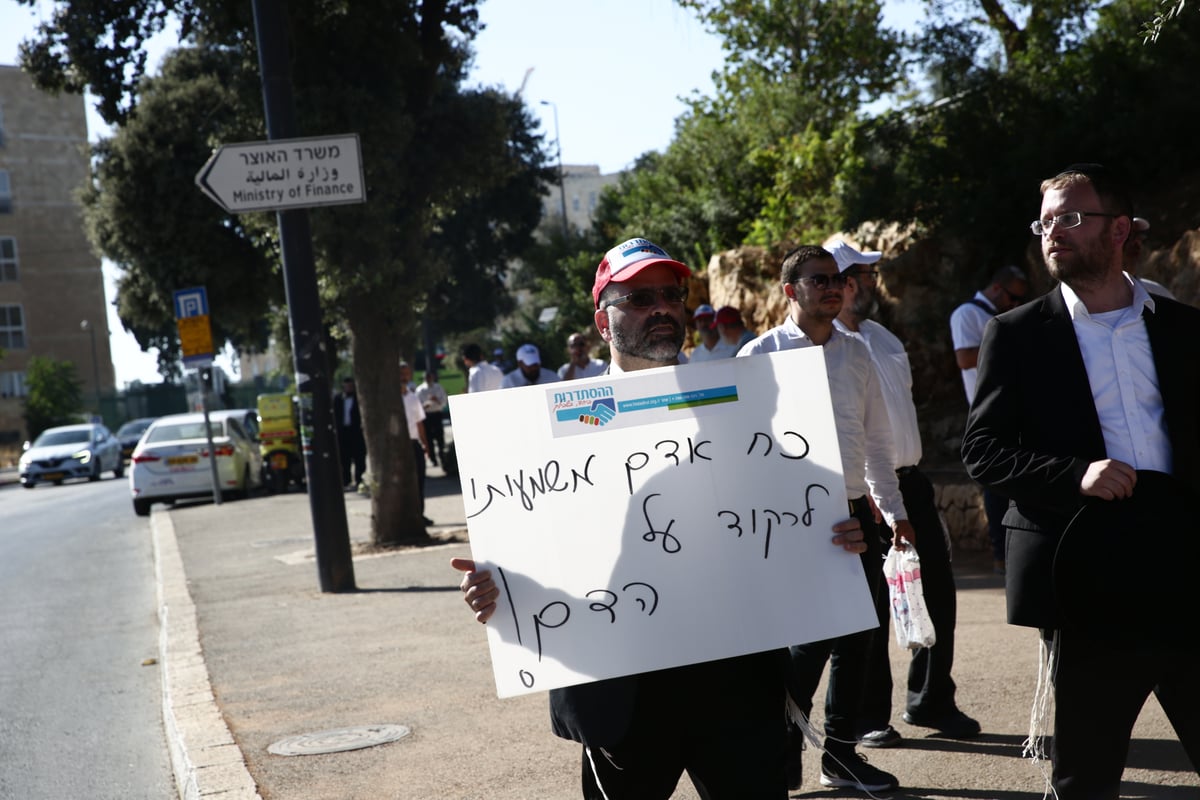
452, 237, 869, 800
739, 244, 913, 794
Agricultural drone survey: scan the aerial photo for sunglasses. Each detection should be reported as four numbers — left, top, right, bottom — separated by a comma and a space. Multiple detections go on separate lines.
603, 285, 689, 310
795, 273, 849, 290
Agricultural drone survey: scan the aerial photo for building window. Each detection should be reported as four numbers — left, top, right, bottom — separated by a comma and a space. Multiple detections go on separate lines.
0, 237, 17, 282
0, 170, 10, 213
0, 304, 26, 348
571, 194, 580, 212
0, 102, 5, 147
0, 371, 27, 398
588, 192, 597, 211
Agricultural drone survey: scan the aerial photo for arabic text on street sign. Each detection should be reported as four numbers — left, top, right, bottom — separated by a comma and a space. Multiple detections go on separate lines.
195, 134, 366, 214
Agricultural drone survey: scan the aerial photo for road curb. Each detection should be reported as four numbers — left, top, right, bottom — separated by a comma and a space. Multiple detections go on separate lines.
152, 509, 262, 800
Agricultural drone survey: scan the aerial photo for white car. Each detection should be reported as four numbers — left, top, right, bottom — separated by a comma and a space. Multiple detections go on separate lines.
129, 410, 264, 516
19, 423, 124, 488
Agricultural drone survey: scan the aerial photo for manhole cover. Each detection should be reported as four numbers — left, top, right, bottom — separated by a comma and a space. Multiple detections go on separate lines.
268, 724, 411, 756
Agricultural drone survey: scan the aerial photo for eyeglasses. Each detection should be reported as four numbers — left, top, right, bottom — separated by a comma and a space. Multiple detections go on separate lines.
1030, 211, 1118, 236
568, 340, 587, 349
795, 273, 849, 290
1002, 286, 1027, 304
603, 285, 689, 310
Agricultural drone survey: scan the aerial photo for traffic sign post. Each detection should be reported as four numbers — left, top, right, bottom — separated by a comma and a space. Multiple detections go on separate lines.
173, 286, 222, 506
194, 134, 366, 214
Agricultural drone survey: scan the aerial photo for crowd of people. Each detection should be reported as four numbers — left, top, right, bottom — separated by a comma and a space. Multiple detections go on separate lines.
335, 161, 1197, 798
448, 163, 1199, 800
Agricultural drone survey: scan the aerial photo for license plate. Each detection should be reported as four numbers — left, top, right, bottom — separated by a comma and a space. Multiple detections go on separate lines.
41, 472, 66, 481
167, 455, 199, 466
271, 453, 289, 469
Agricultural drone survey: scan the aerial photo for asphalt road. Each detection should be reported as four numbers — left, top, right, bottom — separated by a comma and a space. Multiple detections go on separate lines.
0, 474, 174, 799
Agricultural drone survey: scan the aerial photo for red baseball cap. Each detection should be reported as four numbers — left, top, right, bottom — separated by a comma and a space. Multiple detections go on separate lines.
593, 237, 691, 308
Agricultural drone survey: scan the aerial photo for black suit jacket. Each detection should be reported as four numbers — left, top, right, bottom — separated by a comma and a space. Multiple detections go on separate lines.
962, 286, 1200, 629
333, 392, 362, 434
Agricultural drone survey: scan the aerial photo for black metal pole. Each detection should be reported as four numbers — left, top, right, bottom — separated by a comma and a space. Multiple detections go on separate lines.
252, 0, 355, 592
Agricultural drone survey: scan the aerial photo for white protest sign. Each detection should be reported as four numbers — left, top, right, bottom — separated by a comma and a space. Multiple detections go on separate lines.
449, 347, 877, 698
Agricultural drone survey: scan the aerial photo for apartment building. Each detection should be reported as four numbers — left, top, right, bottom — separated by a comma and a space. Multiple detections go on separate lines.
0, 66, 115, 443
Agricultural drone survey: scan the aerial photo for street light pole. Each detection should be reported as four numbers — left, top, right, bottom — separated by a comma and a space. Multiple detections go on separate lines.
540, 100, 569, 240
79, 319, 102, 418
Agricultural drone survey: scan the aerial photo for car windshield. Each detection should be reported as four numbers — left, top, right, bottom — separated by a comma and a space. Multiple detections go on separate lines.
118, 420, 153, 437
34, 429, 91, 447
145, 421, 226, 443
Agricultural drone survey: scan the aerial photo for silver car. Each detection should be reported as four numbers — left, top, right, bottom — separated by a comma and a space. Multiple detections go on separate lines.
18, 423, 124, 488
128, 410, 264, 516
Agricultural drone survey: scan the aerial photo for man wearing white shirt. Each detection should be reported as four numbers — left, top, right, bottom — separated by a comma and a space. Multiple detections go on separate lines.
416, 370, 449, 467
501, 343, 560, 388
557, 332, 608, 380
739, 244, 912, 794
461, 343, 504, 393
830, 240, 980, 748
688, 304, 736, 362
949, 265, 1029, 575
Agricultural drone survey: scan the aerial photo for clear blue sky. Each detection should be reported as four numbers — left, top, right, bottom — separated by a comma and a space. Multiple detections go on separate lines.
0, 0, 917, 384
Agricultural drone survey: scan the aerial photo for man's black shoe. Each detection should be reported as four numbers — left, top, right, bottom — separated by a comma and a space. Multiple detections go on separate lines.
902, 708, 981, 739
422, 516, 434, 526
819, 751, 899, 792
859, 724, 902, 748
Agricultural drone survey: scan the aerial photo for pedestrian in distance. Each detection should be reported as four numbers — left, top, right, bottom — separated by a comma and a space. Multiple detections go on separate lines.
500, 343, 560, 388
452, 236, 870, 800
461, 343, 504, 393
949, 264, 1029, 575
557, 332, 608, 380
415, 369, 448, 467
332, 376, 366, 490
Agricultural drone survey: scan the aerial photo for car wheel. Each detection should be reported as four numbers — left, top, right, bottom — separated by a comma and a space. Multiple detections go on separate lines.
22, 480, 35, 489
133, 499, 151, 517
113, 458, 125, 479
89, 460, 102, 482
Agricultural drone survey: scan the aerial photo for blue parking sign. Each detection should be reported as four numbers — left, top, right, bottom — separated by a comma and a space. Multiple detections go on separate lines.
174, 287, 209, 319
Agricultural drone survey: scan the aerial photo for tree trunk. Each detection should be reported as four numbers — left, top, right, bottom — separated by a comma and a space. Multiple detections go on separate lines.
348, 305, 429, 546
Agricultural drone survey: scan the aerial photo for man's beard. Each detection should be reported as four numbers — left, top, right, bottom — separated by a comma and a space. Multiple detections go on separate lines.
610, 313, 684, 362
1046, 228, 1114, 288
850, 288, 876, 319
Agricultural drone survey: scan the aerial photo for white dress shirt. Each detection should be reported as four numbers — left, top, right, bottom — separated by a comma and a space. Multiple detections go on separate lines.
1059, 275, 1172, 473
689, 340, 737, 362
416, 381, 449, 413
835, 319, 923, 469
739, 316, 907, 526
402, 390, 426, 441
468, 362, 504, 393
501, 366, 561, 388
557, 358, 608, 380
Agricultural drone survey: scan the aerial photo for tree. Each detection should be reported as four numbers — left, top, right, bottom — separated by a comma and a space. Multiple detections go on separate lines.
20, 0, 553, 545
23, 356, 84, 438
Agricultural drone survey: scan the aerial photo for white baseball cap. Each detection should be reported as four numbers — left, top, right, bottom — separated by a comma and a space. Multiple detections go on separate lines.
827, 240, 883, 273
516, 343, 541, 365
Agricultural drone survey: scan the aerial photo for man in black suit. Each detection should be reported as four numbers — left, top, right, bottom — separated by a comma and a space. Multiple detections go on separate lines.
450, 237, 869, 799
962, 163, 1200, 798
333, 376, 366, 489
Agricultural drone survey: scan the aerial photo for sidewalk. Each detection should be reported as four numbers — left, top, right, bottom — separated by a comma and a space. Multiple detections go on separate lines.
153, 466, 1198, 800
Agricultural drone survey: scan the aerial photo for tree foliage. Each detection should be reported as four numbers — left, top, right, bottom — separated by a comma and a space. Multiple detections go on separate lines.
23, 356, 84, 438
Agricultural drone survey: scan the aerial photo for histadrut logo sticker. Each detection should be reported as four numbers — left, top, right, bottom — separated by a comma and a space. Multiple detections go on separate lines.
548, 382, 739, 437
